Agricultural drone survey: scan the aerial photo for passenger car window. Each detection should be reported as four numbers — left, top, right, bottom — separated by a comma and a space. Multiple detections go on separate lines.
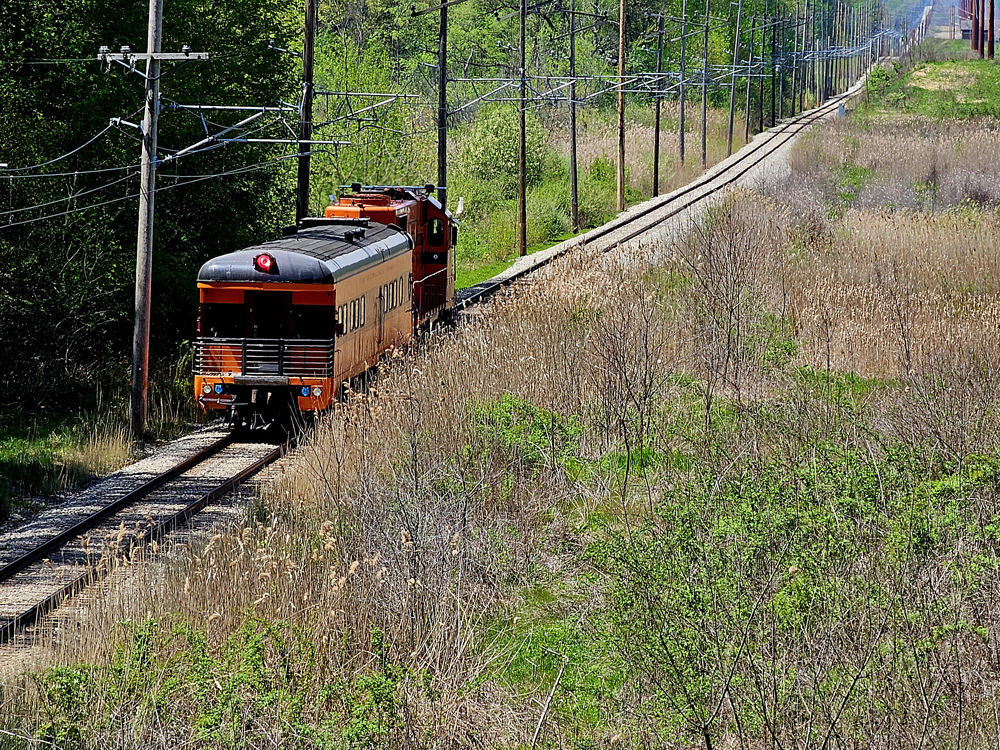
292, 305, 334, 339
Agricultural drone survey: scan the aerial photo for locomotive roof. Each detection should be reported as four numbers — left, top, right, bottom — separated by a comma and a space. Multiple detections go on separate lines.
197, 221, 411, 285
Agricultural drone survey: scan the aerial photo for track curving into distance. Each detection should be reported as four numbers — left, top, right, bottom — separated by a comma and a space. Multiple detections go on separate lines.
457, 78, 868, 308
0, 76, 868, 648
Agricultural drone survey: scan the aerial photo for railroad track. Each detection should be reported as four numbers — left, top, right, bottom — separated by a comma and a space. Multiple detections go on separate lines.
457, 76, 869, 309
0, 434, 287, 645
0, 76, 868, 649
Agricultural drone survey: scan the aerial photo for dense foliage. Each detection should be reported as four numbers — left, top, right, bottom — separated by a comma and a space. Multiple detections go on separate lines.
0, 0, 890, 417
0, 0, 298, 408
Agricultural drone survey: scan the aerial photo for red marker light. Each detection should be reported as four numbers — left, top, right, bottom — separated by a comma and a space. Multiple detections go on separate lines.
253, 253, 276, 273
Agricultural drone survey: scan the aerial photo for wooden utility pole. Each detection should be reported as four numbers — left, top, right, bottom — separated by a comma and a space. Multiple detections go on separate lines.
570, 0, 579, 227
790, 2, 800, 117
296, 0, 316, 222
680, 0, 688, 164
745, 15, 755, 143
770, 5, 776, 126
701, 0, 709, 168
653, 13, 664, 195
974, 0, 980, 53
727, 0, 743, 156
519, 0, 527, 255
131, 0, 164, 443
616, 0, 626, 211
758, 10, 765, 130
778, 15, 785, 120
980, 0, 986, 55
437, 1, 448, 209
990, 0, 995, 58
101, 31, 206, 445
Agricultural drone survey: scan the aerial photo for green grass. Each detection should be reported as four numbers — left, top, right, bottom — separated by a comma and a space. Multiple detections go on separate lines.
456, 259, 514, 290
865, 44, 1000, 119
455, 231, 580, 289
0, 414, 106, 520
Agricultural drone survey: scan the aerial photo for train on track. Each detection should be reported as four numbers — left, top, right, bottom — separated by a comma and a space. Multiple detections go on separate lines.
194, 184, 458, 430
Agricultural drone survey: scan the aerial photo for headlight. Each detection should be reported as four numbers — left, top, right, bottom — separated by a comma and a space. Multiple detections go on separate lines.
301, 386, 310, 397
312, 386, 323, 397
202, 384, 212, 394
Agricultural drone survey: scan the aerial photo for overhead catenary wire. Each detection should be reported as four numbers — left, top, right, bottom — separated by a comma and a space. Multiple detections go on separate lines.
0, 170, 139, 216
0, 152, 307, 230
0, 124, 114, 173
0, 164, 141, 179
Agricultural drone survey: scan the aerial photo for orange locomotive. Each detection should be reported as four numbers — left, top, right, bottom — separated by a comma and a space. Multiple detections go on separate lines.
194, 185, 457, 429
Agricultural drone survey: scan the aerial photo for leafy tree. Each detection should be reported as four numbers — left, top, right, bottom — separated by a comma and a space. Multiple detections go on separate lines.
0, 0, 298, 407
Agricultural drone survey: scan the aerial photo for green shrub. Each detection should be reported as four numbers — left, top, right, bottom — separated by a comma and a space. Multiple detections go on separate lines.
454, 104, 548, 194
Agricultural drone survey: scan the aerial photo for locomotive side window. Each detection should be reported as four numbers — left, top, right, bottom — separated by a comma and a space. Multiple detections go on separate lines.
397, 214, 408, 233
201, 303, 245, 338
451, 224, 458, 248
382, 279, 408, 313
428, 218, 445, 247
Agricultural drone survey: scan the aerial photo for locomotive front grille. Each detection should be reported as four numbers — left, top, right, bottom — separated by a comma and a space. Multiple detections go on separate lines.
195, 337, 334, 378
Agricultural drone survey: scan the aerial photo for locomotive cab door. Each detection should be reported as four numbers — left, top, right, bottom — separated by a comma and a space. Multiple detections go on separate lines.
248, 290, 292, 339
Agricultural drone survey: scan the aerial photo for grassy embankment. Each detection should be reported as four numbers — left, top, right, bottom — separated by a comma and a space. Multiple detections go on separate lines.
0, 360, 202, 521
12, 45, 1000, 748
0, 101, 743, 520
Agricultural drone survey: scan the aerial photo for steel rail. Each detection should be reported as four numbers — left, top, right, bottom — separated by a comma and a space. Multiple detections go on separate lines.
0, 440, 284, 645
0, 434, 233, 586
0, 78, 866, 648
457, 82, 863, 309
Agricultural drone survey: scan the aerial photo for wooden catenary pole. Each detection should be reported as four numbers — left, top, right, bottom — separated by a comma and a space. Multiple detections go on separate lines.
570, 0, 580, 227
616, 0, 626, 211
653, 13, 664, 194
296, 0, 316, 222
701, 0, 709, 168
680, 0, 688, 164
727, 0, 743, 156
744, 15, 754, 142
437, 0, 448, 209
131, 0, 164, 443
519, 0, 527, 255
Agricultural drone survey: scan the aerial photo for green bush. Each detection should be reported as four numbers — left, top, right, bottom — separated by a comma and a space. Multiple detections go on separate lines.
454, 104, 548, 194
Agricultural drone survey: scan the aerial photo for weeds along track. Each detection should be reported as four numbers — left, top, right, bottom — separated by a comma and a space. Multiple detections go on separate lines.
0, 434, 285, 646
0, 77, 868, 650
458, 76, 869, 308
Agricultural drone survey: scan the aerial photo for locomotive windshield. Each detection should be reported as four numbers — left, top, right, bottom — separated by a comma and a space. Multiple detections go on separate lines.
201, 303, 244, 338
201, 293, 334, 340
428, 218, 445, 247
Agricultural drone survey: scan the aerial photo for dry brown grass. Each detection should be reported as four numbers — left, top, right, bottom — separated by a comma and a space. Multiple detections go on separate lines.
550, 102, 746, 197
765, 115, 1000, 378
786, 116, 1000, 210
5, 113, 1000, 750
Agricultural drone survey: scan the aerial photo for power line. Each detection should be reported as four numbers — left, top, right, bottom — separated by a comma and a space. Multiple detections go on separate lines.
10, 58, 97, 65
0, 171, 138, 217
0, 164, 140, 179
0, 125, 115, 173
0, 153, 303, 230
